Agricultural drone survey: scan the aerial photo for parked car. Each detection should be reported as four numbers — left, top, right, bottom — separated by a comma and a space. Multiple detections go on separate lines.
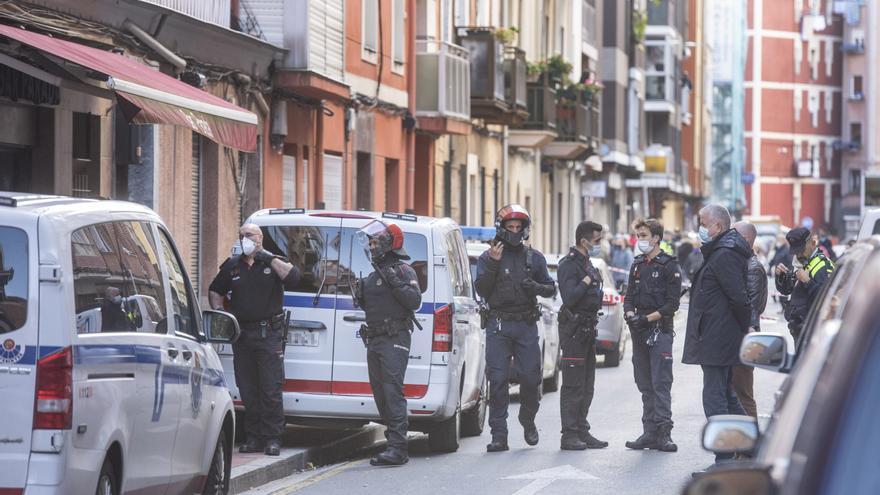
0, 193, 240, 495
684, 237, 880, 495
217, 209, 487, 453
858, 207, 880, 240
465, 240, 561, 392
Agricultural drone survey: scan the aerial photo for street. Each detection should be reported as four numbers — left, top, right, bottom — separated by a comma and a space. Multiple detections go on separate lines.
241, 303, 788, 495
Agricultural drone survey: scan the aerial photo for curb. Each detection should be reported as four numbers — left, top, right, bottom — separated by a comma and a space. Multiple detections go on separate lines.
231, 425, 386, 494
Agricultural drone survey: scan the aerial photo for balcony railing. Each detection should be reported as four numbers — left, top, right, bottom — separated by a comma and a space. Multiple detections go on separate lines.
504, 47, 528, 113
522, 77, 557, 131
842, 39, 865, 54
458, 28, 506, 104
850, 92, 865, 101
142, 0, 231, 27
416, 40, 471, 121
833, 139, 862, 151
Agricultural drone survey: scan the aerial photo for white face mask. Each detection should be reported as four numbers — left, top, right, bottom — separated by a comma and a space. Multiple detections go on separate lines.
637, 240, 653, 254
110, 295, 122, 304
240, 237, 257, 256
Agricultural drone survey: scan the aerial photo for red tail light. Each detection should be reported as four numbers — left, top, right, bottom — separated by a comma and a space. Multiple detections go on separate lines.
432, 304, 453, 352
602, 290, 621, 306
34, 347, 73, 430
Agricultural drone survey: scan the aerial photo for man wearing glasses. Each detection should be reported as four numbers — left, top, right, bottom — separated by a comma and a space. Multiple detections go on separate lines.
209, 223, 300, 456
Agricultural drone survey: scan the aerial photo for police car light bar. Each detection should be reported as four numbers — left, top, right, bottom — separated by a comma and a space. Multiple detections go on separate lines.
460, 226, 496, 242
268, 208, 306, 215
0, 196, 17, 207
382, 212, 418, 222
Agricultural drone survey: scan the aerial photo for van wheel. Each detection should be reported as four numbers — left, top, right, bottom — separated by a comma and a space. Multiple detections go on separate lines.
95, 457, 118, 495
461, 377, 487, 437
203, 433, 230, 495
428, 401, 461, 452
604, 348, 621, 368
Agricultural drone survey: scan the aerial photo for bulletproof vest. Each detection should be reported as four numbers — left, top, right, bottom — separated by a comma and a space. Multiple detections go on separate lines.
363, 260, 416, 326
559, 250, 602, 314
629, 253, 673, 314
486, 245, 537, 312
788, 253, 835, 312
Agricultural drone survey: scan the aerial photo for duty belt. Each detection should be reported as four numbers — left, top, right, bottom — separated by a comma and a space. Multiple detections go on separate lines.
559, 306, 598, 326
489, 307, 540, 322
239, 313, 285, 330
364, 317, 412, 337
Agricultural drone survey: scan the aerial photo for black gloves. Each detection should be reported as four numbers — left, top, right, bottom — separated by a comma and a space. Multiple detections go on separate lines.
626, 314, 649, 332
254, 250, 276, 265
521, 278, 541, 295
382, 266, 405, 289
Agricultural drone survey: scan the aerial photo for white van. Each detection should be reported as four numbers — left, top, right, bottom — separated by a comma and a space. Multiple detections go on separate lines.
217, 209, 487, 452
0, 193, 240, 495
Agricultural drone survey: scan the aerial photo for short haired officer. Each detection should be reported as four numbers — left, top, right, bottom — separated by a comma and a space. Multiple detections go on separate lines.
623, 218, 682, 453
475, 204, 556, 452
353, 220, 422, 466
208, 223, 301, 456
774, 227, 834, 341
556, 220, 609, 450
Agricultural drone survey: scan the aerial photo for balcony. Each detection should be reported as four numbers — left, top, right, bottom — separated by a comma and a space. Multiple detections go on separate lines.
508, 75, 558, 148
625, 145, 686, 192
544, 92, 600, 159
142, 0, 230, 27
416, 40, 471, 135
833, 139, 862, 152
457, 27, 526, 125
842, 39, 865, 54
849, 92, 865, 102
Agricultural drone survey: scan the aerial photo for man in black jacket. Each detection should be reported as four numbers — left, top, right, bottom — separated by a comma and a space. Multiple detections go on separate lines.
556, 220, 609, 450
731, 221, 768, 418
683, 204, 750, 462
475, 204, 556, 452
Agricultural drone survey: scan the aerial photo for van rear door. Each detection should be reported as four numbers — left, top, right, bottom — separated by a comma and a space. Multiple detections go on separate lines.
333, 219, 433, 398
260, 218, 342, 395
0, 224, 37, 491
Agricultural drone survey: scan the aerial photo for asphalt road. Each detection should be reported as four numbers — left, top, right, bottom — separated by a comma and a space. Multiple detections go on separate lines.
243, 302, 789, 495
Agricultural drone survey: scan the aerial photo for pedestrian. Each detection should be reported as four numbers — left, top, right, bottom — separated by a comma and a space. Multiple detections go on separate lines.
817, 226, 837, 262
556, 221, 610, 450
731, 221, 768, 418
623, 217, 681, 453
475, 204, 556, 452
352, 220, 422, 466
609, 235, 634, 292
682, 204, 751, 464
774, 227, 835, 341
100, 286, 134, 332
208, 223, 301, 456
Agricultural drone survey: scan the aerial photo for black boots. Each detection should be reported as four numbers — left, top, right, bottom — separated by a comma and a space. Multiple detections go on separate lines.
238, 439, 263, 454
523, 424, 539, 446
561, 437, 588, 450
264, 439, 282, 456
654, 425, 678, 452
486, 437, 510, 452
625, 431, 658, 450
370, 448, 409, 466
580, 431, 609, 449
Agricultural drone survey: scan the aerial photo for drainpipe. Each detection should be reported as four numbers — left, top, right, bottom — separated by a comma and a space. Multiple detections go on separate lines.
502, 126, 509, 204
123, 20, 187, 73
405, 0, 417, 212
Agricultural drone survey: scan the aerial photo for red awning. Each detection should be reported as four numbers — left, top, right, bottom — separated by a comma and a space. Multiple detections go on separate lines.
0, 24, 258, 152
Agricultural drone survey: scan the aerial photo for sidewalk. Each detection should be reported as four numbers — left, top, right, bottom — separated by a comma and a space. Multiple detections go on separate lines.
231, 424, 387, 494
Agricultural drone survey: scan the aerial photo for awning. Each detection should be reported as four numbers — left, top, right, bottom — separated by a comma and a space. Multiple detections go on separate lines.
0, 24, 258, 152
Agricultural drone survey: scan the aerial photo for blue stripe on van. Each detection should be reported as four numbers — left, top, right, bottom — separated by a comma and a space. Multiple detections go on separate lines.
287, 294, 445, 315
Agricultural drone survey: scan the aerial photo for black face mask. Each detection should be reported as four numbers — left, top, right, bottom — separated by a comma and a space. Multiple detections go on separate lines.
496, 227, 525, 247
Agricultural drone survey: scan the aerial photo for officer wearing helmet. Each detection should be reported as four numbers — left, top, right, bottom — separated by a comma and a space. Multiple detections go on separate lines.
475, 204, 557, 452
353, 220, 422, 466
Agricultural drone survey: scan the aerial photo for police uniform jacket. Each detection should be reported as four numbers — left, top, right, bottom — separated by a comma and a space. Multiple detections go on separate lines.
475, 244, 556, 315
209, 256, 301, 325
775, 250, 833, 323
623, 251, 682, 331
557, 247, 602, 317
357, 255, 422, 329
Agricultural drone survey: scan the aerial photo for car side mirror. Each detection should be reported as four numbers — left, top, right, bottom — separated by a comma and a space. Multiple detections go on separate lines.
701, 414, 759, 454
684, 463, 775, 495
203, 310, 241, 343
739, 333, 787, 371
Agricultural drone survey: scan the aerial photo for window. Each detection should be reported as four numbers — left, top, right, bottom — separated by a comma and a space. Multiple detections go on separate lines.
851, 122, 862, 145
157, 228, 199, 338
852, 75, 863, 99
261, 226, 341, 294
337, 228, 430, 296
392, 0, 405, 68
362, 0, 379, 62
849, 169, 861, 195
445, 230, 471, 298
72, 222, 167, 334
0, 227, 28, 333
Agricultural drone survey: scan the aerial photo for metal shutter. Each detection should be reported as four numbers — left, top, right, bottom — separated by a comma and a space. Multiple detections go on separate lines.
190, 132, 202, 296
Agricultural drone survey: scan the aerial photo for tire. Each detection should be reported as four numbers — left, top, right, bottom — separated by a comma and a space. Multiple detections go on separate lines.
95, 457, 118, 495
428, 401, 461, 453
203, 433, 230, 495
461, 378, 488, 437
604, 348, 621, 367
543, 349, 560, 392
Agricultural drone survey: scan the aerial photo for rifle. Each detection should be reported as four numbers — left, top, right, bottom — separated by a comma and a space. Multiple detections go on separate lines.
371, 261, 423, 331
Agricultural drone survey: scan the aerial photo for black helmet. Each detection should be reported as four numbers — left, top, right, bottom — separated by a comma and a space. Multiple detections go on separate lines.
494, 204, 531, 247
356, 220, 408, 262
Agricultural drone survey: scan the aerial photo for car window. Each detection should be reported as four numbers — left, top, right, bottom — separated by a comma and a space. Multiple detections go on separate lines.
818, 320, 880, 493
262, 226, 341, 294
0, 227, 27, 333
337, 228, 429, 295
72, 222, 167, 334
446, 230, 471, 298
156, 228, 199, 338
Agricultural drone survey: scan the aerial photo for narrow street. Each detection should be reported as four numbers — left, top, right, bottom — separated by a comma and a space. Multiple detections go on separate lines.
242, 302, 788, 495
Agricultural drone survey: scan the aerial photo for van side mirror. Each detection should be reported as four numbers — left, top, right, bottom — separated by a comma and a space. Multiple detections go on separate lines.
739, 333, 787, 371
684, 463, 774, 495
203, 310, 241, 343
701, 414, 759, 454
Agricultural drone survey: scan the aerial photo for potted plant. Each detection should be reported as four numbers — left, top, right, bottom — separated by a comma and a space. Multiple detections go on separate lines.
494, 27, 519, 46
526, 60, 547, 82
545, 54, 573, 86
632, 8, 647, 46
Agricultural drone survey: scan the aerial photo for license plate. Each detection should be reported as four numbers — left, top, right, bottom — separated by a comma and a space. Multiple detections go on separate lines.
289, 329, 319, 347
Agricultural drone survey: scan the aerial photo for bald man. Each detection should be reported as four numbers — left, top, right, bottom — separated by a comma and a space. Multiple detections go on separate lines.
731, 221, 767, 418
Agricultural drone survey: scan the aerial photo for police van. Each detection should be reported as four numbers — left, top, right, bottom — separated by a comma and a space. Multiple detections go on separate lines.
218, 209, 487, 452
0, 193, 240, 495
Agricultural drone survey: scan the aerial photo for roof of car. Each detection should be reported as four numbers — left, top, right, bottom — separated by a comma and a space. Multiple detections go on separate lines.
0, 191, 158, 219
250, 208, 455, 228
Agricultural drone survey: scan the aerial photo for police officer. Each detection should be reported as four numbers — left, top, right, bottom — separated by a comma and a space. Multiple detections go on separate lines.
775, 226, 834, 341
623, 218, 681, 453
208, 223, 301, 456
557, 221, 610, 450
475, 204, 556, 452
353, 220, 422, 466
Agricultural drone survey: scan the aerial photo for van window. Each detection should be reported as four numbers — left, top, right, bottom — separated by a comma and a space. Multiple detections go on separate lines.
157, 228, 199, 338
261, 226, 341, 294
72, 222, 167, 334
0, 227, 27, 333
445, 230, 471, 298
337, 228, 429, 295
